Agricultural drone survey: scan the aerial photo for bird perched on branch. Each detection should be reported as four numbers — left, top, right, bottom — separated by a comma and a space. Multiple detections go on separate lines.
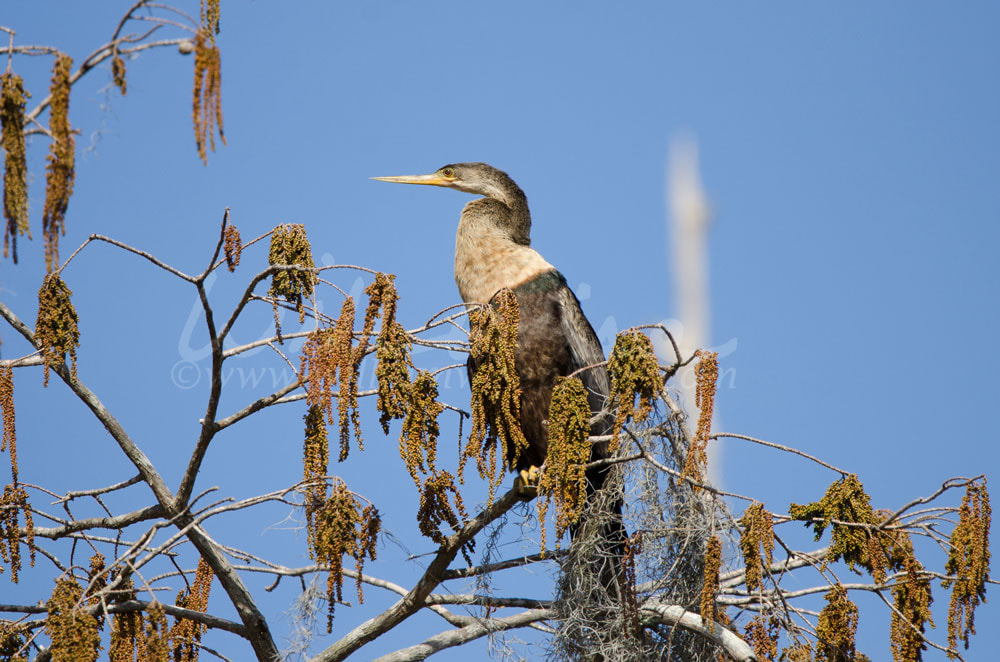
373, 163, 624, 554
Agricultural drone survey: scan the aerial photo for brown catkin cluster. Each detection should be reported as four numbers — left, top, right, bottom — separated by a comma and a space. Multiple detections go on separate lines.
357, 273, 399, 360
374, 297, 412, 438
463, 289, 526, 502
302, 274, 406, 446
1, 366, 16, 484
943, 480, 991, 656
744, 615, 780, 662
607, 329, 662, 453
359, 272, 406, 432
201, 0, 221, 37
740, 502, 774, 593
170, 557, 214, 662
306, 482, 380, 632
2, 72, 30, 263
684, 350, 718, 483
267, 223, 316, 330
300, 297, 361, 461
400, 374, 468, 547
399, 371, 442, 487
336, 305, 361, 456
816, 584, 868, 662
222, 223, 241, 271
0, 621, 26, 661
143, 602, 170, 661
301, 328, 339, 420
192, 28, 224, 164
36, 274, 81, 386
782, 643, 814, 662
109, 578, 181, 662
46, 577, 102, 662
417, 470, 469, 547
108, 577, 142, 662
111, 53, 127, 95
699, 535, 721, 633
537, 376, 591, 551
43, 53, 75, 273
375, 319, 412, 433
890, 537, 934, 662
303, 403, 329, 518
85, 553, 107, 608
789, 474, 885, 579
1, 483, 34, 582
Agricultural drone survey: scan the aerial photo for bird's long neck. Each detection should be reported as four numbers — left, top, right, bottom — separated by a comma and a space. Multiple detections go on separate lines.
501, 192, 531, 246
485, 179, 530, 245
454, 197, 554, 304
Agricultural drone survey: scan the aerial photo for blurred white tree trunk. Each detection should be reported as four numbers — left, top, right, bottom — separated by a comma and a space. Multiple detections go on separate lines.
666, 133, 721, 484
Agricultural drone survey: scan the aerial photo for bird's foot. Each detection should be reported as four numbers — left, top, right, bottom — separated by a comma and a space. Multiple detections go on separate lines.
520, 466, 541, 485
513, 466, 541, 501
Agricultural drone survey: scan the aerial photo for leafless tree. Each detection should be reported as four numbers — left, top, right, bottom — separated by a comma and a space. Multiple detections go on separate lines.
0, 4, 992, 662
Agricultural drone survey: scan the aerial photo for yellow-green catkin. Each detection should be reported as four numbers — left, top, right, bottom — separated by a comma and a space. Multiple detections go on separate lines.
700, 536, 722, 633
537, 376, 591, 550
789, 475, 885, 578
46, 577, 102, 662
943, 480, 990, 656
463, 290, 526, 502
607, 330, 662, 453
192, 27, 224, 164
2, 72, 30, 263
36, 274, 81, 386
740, 502, 774, 594
43, 53, 75, 273
267, 223, 316, 331
307, 482, 380, 632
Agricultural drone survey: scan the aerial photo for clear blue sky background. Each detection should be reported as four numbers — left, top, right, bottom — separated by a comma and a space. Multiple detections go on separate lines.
3, 2, 998, 660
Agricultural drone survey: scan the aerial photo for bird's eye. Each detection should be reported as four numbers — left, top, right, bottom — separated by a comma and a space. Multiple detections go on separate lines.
442, 168, 455, 178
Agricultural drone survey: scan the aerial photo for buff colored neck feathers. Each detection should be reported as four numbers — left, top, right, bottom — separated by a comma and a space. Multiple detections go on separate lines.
454, 197, 554, 304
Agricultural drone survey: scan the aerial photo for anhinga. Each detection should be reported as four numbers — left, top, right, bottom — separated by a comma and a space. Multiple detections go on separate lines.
374, 163, 624, 548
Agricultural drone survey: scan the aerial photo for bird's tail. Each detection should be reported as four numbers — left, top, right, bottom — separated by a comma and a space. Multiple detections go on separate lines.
557, 459, 633, 662
570, 436, 629, 606
572, 459, 629, 602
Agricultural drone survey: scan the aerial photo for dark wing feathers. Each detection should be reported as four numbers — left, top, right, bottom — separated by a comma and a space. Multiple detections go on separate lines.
555, 285, 618, 498
466, 270, 612, 473
554, 285, 611, 429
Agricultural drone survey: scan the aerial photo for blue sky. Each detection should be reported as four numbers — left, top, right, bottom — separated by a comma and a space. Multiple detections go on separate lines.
3, 2, 998, 660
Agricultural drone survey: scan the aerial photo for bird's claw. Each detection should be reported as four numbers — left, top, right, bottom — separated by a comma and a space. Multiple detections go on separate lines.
520, 466, 541, 485
513, 466, 541, 501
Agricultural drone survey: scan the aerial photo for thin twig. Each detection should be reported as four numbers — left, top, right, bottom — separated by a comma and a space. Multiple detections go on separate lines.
53, 474, 143, 505
58, 234, 195, 282
710, 432, 849, 476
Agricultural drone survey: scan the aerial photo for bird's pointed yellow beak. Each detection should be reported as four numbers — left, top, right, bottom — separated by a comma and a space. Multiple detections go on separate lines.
371, 173, 453, 187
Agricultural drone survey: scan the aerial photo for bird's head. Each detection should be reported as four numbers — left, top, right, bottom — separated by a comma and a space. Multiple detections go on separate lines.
374, 162, 531, 245
373, 162, 519, 203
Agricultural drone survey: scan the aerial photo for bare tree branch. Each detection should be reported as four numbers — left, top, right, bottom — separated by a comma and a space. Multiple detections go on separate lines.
441, 550, 564, 580
0, 300, 175, 506
718, 547, 829, 591
371, 608, 554, 662
311, 488, 524, 662
0, 354, 42, 367
30, 504, 164, 539
640, 604, 757, 662
53, 473, 144, 504
710, 432, 849, 476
